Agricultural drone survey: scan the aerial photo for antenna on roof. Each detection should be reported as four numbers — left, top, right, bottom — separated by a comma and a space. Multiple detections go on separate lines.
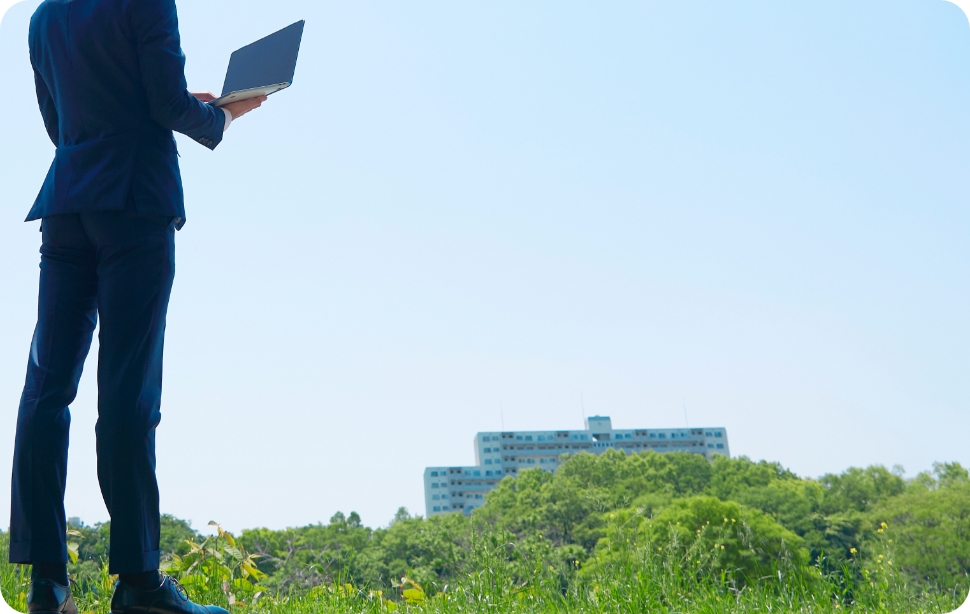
683, 399, 689, 428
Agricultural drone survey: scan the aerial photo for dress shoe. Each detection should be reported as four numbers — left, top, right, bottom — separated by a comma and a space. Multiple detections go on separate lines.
27, 579, 78, 614
110, 574, 228, 614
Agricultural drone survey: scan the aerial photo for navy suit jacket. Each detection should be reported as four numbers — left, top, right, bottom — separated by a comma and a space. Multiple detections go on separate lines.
27, 0, 226, 225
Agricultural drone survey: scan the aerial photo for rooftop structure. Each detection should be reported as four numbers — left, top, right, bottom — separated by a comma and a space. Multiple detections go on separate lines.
424, 416, 729, 516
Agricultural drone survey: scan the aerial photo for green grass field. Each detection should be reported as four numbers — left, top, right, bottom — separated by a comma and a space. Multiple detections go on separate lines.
2, 528, 965, 614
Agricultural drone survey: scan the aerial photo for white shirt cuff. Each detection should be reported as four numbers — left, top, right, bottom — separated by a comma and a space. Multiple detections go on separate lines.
222, 108, 232, 132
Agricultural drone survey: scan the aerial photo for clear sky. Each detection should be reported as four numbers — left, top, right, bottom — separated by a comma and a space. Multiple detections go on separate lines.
1, 0, 969, 535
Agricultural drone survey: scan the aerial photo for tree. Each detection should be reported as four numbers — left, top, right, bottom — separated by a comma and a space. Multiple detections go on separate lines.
819, 466, 905, 514
644, 496, 807, 584
868, 467, 970, 591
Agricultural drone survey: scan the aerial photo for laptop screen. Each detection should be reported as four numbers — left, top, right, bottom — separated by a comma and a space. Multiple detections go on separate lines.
221, 21, 305, 97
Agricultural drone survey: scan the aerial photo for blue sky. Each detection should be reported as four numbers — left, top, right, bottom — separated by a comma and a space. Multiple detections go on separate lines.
1, 0, 969, 534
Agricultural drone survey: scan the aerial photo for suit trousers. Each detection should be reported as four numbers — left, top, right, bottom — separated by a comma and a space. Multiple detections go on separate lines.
9, 208, 177, 574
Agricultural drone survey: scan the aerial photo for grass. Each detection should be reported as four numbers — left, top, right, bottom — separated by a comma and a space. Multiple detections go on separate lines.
2, 529, 965, 614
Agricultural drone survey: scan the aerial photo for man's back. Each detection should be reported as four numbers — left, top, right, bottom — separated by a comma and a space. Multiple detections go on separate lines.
27, 0, 225, 223
31, 0, 159, 144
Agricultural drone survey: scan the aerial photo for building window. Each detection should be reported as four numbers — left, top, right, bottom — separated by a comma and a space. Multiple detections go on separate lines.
433, 495, 440, 500
443, 506, 450, 510
715, 432, 722, 437
473, 471, 480, 476
717, 444, 724, 449
485, 470, 493, 476
433, 506, 441, 511
485, 459, 492, 465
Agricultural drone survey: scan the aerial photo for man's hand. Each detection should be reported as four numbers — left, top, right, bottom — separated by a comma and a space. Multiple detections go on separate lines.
191, 91, 267, 120
191, 91, 217, 103
223, 95, 267, 120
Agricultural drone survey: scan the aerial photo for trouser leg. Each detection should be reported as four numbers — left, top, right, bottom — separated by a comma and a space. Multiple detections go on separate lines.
9, 215, 97, 564
84, 211, 176, 574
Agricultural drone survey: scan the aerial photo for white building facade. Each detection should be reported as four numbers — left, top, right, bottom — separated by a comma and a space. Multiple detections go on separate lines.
424, 416, 729, 516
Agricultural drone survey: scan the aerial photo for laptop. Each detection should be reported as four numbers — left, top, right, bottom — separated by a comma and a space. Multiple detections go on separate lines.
211, 20, 305, 108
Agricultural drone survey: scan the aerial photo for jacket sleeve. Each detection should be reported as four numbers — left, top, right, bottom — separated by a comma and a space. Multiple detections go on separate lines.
32, 67, 59, 146
128, 0, 224, 150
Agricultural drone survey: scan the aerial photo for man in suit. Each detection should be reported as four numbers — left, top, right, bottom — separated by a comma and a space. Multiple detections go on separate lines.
10, 0, 266, 612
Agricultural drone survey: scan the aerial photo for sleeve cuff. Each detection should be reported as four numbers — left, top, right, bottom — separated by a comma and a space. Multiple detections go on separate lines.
222, 108, 232, 132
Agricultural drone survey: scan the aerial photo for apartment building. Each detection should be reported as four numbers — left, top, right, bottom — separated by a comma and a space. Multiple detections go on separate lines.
424, 416, 729, 516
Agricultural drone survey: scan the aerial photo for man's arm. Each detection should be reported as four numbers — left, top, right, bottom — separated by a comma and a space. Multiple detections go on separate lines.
32, 67, 58, 146
128, 0, 225, 150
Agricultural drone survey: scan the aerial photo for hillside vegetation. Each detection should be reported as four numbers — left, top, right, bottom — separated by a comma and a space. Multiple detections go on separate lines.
3, 451, 968, 613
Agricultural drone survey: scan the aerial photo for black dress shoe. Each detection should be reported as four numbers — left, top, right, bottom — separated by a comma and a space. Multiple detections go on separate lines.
27, 579, 78, 614
110, 575, 229, 614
